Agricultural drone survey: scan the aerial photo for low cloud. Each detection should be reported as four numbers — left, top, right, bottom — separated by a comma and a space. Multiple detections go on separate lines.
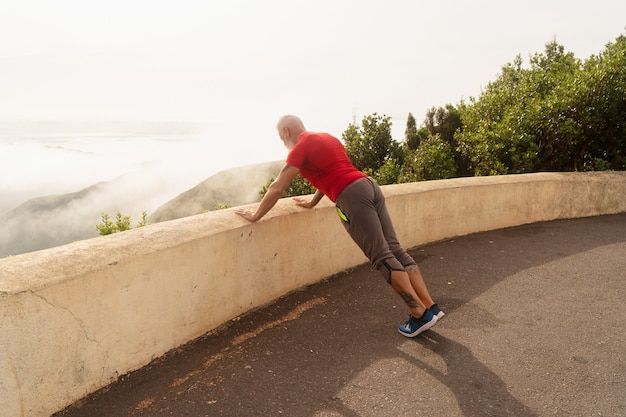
0, 120, 286, 258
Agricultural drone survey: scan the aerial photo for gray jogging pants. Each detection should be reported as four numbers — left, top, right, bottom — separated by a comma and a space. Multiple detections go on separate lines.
335, 177, 416, 282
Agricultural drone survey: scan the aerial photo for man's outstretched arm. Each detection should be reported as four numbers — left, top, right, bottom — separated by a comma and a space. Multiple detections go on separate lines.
234, 165, 300, 222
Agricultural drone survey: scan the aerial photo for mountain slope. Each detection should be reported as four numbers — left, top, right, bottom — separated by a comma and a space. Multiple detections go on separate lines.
148, 160, 283, 223
0, 160, 284, 258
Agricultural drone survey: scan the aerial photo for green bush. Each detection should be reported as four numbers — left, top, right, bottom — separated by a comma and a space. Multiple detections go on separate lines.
96, 211, 147, 236
260, 174, 315, 199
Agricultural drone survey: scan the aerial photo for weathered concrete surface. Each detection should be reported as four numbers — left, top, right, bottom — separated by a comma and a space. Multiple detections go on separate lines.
55, 213, 626, 417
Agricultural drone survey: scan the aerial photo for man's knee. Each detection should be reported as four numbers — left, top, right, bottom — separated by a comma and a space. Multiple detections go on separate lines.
377, 258, 405, 284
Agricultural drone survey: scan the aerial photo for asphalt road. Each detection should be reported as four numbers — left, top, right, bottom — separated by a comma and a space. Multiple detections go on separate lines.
55, 213, 626, 417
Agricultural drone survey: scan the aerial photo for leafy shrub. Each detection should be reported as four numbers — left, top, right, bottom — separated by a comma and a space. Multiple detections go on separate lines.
259, 174, 315, 199
96, 211, 147, 236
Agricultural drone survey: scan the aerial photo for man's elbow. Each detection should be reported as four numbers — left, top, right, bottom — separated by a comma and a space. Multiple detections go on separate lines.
269, 181, 288, 197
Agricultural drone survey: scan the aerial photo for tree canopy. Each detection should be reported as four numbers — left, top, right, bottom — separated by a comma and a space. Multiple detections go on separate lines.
456, 35, 625, 175
348, 33, 625, 185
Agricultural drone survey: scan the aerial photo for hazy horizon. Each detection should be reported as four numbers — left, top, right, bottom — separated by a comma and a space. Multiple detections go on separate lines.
0, 118, 291, 258
0, 119, 287, 213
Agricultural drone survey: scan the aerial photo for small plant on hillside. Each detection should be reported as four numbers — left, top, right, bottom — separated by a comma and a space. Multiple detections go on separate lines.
96, 213, 115, 235
137, 211, 148, 227
215, 202, 232, 210
96, 211, 148, 236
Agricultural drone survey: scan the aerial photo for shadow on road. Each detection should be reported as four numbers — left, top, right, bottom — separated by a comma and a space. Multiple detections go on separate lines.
407, 332, 539, 417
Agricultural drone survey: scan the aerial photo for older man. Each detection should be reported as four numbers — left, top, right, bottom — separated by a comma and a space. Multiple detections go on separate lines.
235, 115, 443, 337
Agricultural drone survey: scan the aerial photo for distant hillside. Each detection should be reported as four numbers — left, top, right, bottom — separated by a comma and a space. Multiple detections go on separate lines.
148, 160, 283, 223
1, 180, 132, 258
0, 160, 284, 258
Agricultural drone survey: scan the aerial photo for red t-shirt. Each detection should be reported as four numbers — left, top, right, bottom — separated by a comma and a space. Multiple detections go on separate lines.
286, 132, 367, 202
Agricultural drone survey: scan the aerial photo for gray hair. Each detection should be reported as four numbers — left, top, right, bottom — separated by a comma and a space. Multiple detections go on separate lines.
276, 114, 306, 131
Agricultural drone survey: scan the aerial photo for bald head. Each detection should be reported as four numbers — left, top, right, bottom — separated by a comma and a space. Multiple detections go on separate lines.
276, 115, 307, 150
276, 114, 306, 131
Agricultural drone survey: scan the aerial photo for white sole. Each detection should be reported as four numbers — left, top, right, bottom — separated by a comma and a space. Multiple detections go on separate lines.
398, 315, 438, 338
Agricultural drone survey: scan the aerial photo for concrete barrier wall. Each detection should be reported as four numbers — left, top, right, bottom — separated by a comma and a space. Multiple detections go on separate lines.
1, 172, 625, 417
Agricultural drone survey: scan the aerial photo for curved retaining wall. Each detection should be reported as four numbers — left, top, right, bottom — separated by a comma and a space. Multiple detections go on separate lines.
1, 172, 625, 417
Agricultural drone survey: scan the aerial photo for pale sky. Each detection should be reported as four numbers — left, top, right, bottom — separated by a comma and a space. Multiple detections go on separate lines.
1, 0, 625, 138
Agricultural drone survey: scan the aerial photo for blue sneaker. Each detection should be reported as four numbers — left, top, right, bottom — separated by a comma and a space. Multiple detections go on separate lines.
398, 310, 438, 337
429, 303, 445, 320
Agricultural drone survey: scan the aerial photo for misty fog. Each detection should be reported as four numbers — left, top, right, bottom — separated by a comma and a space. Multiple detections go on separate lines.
0, 120, 286, 258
